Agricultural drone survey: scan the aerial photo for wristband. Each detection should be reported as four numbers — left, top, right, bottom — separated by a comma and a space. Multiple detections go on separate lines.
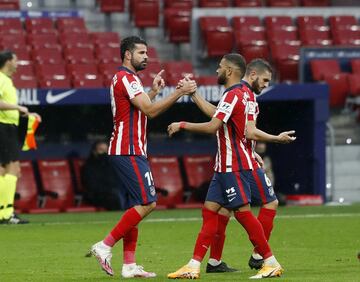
179, 121, 186, 129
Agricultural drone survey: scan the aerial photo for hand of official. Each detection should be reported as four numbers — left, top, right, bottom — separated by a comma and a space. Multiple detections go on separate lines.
277, 130, 296, 144
18, 105, 29, 116
29, 112, 42, 123
151, 70, 165, 94
167, 122, 181, 137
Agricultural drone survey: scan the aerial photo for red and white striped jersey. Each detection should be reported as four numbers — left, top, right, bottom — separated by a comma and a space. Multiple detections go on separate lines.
241, 81, 261, 169
213, 83, 253, 172
108, 66, 148, 156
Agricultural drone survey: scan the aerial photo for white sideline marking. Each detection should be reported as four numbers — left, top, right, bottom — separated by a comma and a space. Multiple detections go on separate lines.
34, 212, 360, 226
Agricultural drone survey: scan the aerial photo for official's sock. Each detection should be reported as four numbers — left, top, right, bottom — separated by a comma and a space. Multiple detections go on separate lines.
254, 208, 276, 255
192, 208, 218, 262
209, 213, 230, 261
234, 210, 272, 259
104, 207, 142, 246
2, 174, 17, 219
123, 226, 138, 264
0, 175, 6, 219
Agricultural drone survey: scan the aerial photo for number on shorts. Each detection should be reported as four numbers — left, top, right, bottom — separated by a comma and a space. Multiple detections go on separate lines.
144, 171, 154, 186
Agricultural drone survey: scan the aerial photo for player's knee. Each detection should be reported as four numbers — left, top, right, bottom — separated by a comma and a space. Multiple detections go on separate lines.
264, 199, 278, 210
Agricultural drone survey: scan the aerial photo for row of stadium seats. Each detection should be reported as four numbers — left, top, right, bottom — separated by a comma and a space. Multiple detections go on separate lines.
15, 155, 214, 213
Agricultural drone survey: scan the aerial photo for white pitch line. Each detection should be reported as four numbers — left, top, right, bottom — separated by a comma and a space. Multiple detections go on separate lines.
27, 212, 360, 226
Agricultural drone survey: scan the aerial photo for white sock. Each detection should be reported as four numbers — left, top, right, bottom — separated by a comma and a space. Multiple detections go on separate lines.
188, 259, 201, 269
252, 253, 263, 260
208, 258, 222, 266
99, 241, 111, 249
264, 255, 279, 267
123, 263, 136, 269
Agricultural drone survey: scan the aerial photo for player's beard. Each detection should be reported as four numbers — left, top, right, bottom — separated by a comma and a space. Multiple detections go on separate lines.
132, 58, 147, 72
217, 71, 227, 85
252, 77, 262, 94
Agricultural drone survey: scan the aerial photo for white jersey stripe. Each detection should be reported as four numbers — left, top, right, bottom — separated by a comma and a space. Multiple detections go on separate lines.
138, 114, 145, 155
215, 131, 221, 171
115, 121, 124, 155
239, 140, 253, 170
223, 124, 232, 172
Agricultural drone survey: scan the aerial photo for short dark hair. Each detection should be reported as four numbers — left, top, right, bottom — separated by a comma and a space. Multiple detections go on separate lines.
120, 36, 147, 61
223, 53, 246, 78
0, 50, 14, 69
246, 59, 273, 76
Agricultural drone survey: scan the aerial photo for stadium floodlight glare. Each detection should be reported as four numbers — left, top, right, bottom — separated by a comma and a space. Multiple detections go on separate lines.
27, 1, 33, 7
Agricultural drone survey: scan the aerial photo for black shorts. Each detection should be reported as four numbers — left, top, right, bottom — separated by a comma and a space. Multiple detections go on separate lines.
0, 122, 20, 165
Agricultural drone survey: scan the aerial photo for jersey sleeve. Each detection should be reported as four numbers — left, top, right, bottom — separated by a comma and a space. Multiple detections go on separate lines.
245, 91, 257, 121
119, 73, 144, 99
213, 91, 238, 123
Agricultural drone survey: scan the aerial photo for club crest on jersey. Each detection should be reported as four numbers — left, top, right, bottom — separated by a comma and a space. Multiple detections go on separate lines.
130, 81, 141, 91
242, 92, 250, 105
218, 102, 232, 115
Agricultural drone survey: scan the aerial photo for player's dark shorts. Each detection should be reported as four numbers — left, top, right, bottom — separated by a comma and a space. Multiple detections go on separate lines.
205, 168, 277, 209
109, 155, 157, 209
0, 122, 20, 166
249, 167, 277, 205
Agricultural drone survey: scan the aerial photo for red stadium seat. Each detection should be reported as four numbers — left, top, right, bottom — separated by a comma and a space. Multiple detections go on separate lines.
310, 59, 350, 107
24, 18, 54, 34
266, 28, 298, 44
0, 0, 20, 10
15, 161, 39, 212
56, 17, 87, 33
72, 77, 104, 88
137, 61, 162, 87
13, 65, 36, 88
98, 63, 120, 77
0, 33, 26, 49
267, 0, 296, 7
148, 156, 183, 207
36, 63, 67, 80
183, 155, 214, 190
59, 32, 92, 48
332, 29, 360, 46
200, 17, 234, 57
297, 16, 325, 30
91, 32, 120, 48
197, 75, 218, 85
329, 15, 357, 31
234, 30, 269, 62
264, 16, 293, 31
15, 49, 31, 66
0, 18, 23, 34
39, 77, 71, 89
299, 28, 332, 47
232, 16, 263, 32
164, 8, 191, 43
133, 0, 160, 28
301, 0, 329, 6
99, 0, 125, 12
351, 59, 360, 74
27, 33, 59, 48
95, 46, 121, 64
163, 60, 193, 86
31, 48, 64, 64
147, 46, 159, 63
199, 0, 230, 7
64, 47, 95, 64
37, 160, 75, 211
234, 0, 262, 7
271, 42, 300, 81
164, 0, 193, 9
67, 64, 99, 79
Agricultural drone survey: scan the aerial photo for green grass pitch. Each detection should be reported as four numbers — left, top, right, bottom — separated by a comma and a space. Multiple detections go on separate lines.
0, 204, 359, 281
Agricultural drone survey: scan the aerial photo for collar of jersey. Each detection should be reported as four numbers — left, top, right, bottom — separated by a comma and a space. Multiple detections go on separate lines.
240, 80, 253, 92
118, 66, 136, 75
223, 83, 243, 94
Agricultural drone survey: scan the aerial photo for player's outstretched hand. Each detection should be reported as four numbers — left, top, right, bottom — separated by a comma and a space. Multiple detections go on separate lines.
177, 77, 197, 96
277, 130, 296, 144
167, 122, 181, 137
151, 69, 165, 94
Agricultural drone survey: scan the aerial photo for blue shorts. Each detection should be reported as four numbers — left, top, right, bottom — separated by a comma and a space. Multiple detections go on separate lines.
249, 168, 277, 205
109, 155, 157, 209
206, 170, 252, 209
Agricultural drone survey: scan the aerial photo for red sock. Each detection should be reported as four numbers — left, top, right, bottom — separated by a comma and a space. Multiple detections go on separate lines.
258, 208, 276, 240
192, 208, 218, 262
123, 226, 138, 264
234, 210, 272, 259
210, 213, 230, 261
254, 208, 276, 255
104, 207, 142, 246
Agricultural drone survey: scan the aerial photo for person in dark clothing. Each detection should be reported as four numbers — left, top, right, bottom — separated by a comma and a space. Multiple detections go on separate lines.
81, 140, 125, 210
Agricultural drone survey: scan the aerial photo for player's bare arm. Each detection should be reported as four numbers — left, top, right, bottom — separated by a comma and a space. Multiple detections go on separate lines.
167, 117, 223, 137
147, 70, 165, 100
131, 79, 197, 119
191, 92, 217, 118
246, 120, 296, 144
